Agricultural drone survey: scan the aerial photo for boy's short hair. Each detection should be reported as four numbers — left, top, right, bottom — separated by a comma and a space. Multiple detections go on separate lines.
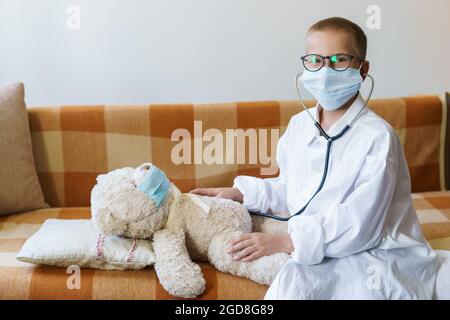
308, 17, 367, 59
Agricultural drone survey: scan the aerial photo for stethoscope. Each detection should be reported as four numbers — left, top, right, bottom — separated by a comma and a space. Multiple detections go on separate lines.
248, 69, 375, 221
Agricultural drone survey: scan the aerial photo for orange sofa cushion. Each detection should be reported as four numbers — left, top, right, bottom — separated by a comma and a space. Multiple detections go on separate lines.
28, 96, 449, 208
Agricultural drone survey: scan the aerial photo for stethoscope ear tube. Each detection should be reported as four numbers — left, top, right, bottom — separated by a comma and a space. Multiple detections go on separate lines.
349, 73, 375, 127
248, 71, 375, 221
295, 71, 318, 124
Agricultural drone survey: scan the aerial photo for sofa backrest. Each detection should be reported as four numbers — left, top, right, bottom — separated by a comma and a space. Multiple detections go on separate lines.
28, 94, 450, 207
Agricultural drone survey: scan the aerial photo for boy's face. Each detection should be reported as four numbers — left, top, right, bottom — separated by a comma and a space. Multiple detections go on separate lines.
305, 29, 368, 74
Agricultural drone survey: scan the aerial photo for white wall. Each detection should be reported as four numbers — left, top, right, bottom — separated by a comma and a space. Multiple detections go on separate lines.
1, 0, 449, 106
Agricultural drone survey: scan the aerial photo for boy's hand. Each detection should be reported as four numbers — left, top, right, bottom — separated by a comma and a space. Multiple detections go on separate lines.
227, 233, 294, 262
189, 187, 243, 203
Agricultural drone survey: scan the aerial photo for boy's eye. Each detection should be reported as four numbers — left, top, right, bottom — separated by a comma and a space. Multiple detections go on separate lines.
309, 55, 321, 64
331, 55, 350, 63
335, 55, 351, 63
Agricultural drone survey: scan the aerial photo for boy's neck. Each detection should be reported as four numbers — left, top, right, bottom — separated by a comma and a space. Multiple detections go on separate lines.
319, 94, 358, 132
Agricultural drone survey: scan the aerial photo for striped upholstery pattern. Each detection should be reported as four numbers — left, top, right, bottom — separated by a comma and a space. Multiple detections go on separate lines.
29, 96, 449, 208
414, 192, 450, 241
369, 95, 449, 192
1, 193, 450, 299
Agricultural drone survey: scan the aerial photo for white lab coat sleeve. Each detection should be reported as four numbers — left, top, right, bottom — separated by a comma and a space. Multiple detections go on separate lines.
232, 121, 292, 213
289, 131, 399, 266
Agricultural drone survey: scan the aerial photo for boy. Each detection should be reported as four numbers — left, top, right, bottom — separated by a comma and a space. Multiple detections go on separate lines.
191, 17, 437, 299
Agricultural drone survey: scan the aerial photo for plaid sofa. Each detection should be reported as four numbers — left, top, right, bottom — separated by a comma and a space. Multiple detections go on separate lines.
1, 94, 449, 299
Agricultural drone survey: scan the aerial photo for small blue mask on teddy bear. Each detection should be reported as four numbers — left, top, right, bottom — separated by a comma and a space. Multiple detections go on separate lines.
137, 165, 170, 207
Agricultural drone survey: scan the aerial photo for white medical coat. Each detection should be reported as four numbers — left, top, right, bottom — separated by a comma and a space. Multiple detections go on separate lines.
234, 93, 438, 299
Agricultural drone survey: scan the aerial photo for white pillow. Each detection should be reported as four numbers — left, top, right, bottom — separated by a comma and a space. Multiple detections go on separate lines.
16, 219, 156, 270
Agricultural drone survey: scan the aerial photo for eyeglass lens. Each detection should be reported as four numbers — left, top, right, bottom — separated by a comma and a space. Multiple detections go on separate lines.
303, 54, 353, 71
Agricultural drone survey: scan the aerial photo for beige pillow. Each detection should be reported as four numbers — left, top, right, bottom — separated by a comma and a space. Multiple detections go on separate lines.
17, 219, 156, 270
0, 83, 48, 215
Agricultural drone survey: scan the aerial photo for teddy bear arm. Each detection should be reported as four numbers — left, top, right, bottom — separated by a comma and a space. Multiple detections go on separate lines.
153, 229, 205, 298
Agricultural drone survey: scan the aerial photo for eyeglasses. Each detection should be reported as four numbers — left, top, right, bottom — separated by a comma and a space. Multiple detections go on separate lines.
300, 53, 364, 72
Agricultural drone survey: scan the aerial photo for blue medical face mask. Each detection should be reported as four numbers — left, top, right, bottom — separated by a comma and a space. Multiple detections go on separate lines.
137, 165, 170, 208
301, 67, 363, 111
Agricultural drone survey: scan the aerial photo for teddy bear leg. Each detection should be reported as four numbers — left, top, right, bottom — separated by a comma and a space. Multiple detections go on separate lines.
153, 229, 206, 298
207, 231, 290, 286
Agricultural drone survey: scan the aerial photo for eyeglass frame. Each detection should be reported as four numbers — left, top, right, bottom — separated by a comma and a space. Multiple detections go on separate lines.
300, 53, 365, 72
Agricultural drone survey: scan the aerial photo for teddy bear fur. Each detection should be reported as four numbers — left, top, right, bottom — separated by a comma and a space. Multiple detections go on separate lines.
91, 163, 290, 298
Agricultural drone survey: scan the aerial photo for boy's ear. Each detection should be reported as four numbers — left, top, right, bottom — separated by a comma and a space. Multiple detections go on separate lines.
360, 60, 370, 80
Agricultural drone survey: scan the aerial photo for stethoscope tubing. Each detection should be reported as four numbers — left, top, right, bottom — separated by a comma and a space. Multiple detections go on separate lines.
248, 71, 374, 221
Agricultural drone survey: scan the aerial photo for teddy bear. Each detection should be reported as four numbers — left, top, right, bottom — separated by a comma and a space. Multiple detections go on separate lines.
90, 162, 290, 298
